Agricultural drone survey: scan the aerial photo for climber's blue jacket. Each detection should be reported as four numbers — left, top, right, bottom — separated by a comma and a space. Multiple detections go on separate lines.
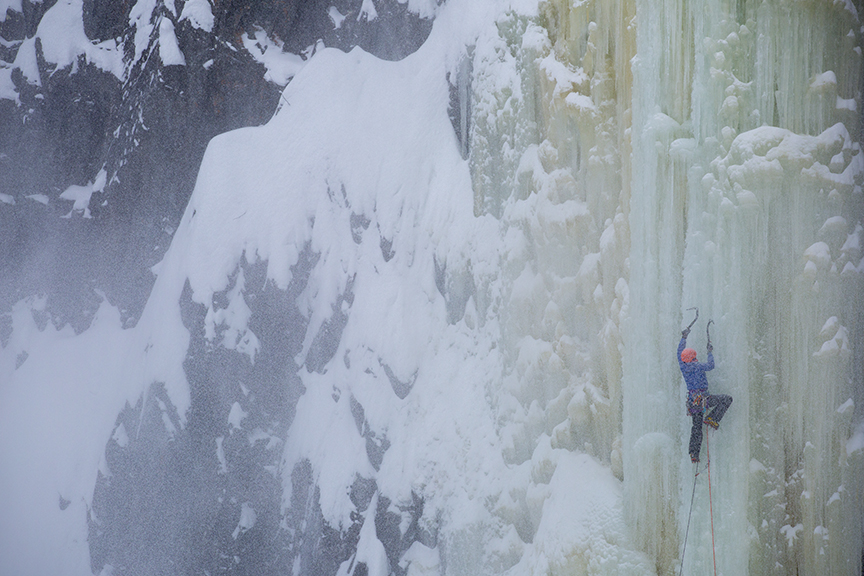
678, 337, 714, 393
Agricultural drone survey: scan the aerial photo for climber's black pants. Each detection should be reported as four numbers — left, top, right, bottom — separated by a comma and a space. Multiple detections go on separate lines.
688, 394, 733, 461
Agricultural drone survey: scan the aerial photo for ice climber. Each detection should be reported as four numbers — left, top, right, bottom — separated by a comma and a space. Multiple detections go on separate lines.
678, 326, 732, 463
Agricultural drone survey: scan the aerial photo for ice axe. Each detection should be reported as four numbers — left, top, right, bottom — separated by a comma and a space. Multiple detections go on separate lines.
706, 319, 714, 352
684, 307, 699, 334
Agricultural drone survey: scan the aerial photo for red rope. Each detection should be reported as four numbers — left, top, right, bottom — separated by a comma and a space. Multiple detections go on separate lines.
706, 429, 718, 576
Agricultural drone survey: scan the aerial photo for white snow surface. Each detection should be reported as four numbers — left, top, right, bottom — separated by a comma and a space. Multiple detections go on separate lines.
9, 0, 124, 86
231, 502, 257, 539
179, 0, 214, 32
158, 17, 186, 66
129, 0, 159, 63
329, 6, 347, 29
0, 299, 139, 576
241, 28, 306, 86
2, 0, 863, 575
359, 0, 378, 21
0, 66, 15, 101
58, 170, 106, 218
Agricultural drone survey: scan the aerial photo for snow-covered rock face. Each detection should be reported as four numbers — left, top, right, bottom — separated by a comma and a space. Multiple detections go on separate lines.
0, 0, 433, 329
1, 1, 863, 576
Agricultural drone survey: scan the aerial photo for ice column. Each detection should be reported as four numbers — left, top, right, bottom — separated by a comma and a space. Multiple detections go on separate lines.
467, 2, 649, 574
622, 0, 695, 572
469, 1, 637, 478
624, 0, 864, 574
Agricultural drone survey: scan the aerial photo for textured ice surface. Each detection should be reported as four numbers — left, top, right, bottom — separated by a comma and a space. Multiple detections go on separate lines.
0, 0, 862, 575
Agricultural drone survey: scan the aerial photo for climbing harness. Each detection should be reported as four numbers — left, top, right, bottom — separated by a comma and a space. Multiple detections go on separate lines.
678, 426, 719, 576
687, 392, 706, 416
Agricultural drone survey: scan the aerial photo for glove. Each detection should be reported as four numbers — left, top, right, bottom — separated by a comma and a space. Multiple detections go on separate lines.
707, 343, 713, 353
682, 328, 690, 338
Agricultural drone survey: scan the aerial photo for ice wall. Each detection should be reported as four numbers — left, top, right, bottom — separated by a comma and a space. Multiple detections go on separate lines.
469, 0, 635, 469
463, 1, 653, 573
624, 0, 864, 575
470, 0, 864, 575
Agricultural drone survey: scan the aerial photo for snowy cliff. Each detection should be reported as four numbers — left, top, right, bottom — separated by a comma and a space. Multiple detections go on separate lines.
1, 1, 863, 576
0, 0, 431, 326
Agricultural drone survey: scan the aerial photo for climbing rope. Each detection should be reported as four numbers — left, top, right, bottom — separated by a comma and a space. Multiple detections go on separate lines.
679, 427, 719, 576
678, 461, 700, 576
706, 430, 718, 576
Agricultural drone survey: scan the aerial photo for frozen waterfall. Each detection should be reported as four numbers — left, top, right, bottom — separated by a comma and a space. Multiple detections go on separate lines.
0, 0, 862, 575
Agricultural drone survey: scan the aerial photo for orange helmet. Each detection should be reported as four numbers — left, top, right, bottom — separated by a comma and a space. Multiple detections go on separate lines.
681, 348, 697, 363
